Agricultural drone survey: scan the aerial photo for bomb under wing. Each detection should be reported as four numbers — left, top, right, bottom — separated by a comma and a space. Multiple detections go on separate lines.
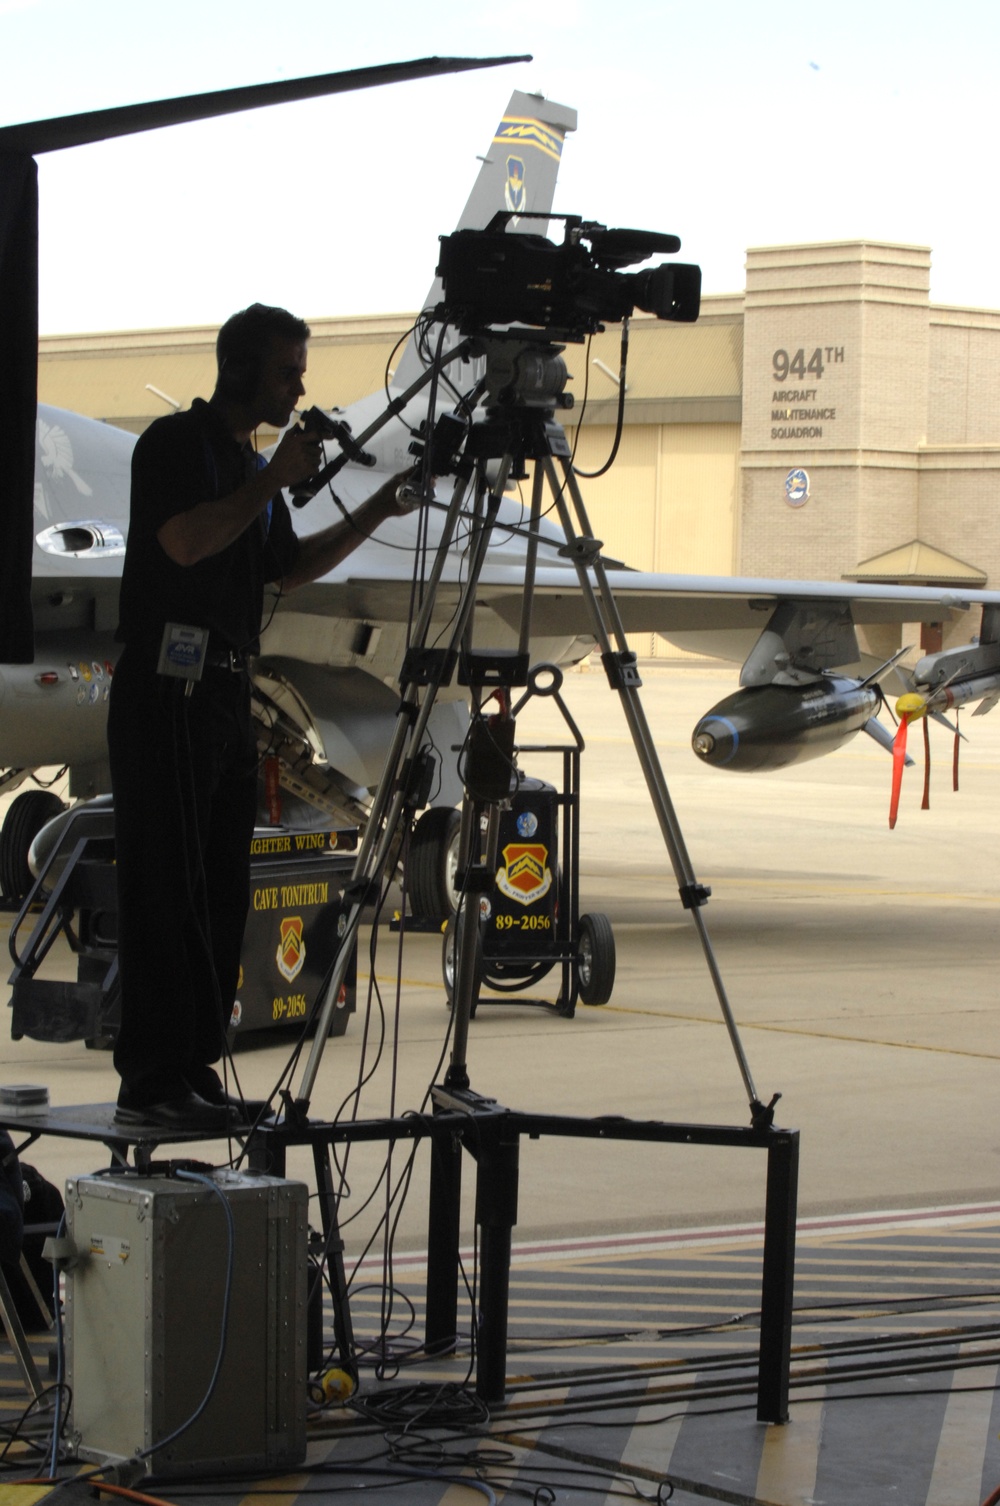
691, 678, 881, 772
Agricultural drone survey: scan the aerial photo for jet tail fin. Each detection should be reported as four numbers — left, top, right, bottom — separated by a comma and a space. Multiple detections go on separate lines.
392, 90, 576, 390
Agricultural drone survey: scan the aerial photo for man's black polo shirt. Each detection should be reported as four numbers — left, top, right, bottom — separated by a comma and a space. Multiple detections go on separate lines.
116, 397, 300, 656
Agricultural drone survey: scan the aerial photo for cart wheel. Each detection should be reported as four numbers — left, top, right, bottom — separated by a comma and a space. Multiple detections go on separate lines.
576, 913, 615, 1005
408, 807, 462, 922
442, 914, 484, 1011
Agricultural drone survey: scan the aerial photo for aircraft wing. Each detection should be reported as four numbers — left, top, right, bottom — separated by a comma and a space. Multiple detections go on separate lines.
480, 566, 1000, 666
16, 390, 1000, 818
29, 397, 991, 652
266, 553, 993, 635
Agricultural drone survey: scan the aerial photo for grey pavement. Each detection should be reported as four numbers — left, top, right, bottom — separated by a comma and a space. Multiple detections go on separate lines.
3, 660, 999, 1246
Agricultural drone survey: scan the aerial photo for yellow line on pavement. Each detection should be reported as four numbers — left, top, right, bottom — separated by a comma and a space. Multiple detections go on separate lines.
600, 1002, 1000, 1060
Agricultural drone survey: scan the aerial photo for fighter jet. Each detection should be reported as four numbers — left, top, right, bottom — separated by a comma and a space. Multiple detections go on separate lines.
6, 83, 1000, 912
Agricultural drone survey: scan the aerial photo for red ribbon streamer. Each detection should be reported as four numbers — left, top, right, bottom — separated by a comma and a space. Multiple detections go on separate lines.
889, 715, 908, 829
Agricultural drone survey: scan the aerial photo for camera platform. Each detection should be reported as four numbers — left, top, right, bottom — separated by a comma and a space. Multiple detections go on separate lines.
0, 1094, 798, 1425
245, 1093, 800, 1423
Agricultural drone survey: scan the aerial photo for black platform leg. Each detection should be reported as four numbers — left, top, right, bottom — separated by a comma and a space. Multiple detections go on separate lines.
246, 1124, 285, 1176
425, 1126, 463, 1353
313, 1141, 357, 1375
473, 1122, 520, 1403
757, 1129, 799, 1422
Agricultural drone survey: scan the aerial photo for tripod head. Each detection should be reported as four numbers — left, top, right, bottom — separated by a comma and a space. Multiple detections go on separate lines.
408, 333, 574, 484
472, 333, 572, 413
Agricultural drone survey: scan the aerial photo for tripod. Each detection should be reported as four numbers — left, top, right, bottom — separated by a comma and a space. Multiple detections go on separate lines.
247, 329, 797, 1414
291, 333, 777, 1130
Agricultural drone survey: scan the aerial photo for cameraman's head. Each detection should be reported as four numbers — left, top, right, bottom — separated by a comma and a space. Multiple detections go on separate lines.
214, 303, 311, 431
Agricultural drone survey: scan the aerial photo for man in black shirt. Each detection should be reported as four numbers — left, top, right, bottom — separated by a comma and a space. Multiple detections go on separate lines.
110, 303, 411, 1129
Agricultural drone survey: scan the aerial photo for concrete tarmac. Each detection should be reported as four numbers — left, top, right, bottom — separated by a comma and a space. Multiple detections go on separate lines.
3, 660, 999, 1250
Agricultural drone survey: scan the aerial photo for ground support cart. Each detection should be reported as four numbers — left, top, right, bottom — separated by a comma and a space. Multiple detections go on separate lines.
6, 796, 358, 1050
442, 669, 616, 1018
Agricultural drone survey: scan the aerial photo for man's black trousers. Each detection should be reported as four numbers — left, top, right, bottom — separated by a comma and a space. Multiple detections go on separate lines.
108, 648, 257, 1106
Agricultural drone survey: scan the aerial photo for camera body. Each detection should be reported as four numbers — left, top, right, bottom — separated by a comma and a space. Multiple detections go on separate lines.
435, 212, 701, 340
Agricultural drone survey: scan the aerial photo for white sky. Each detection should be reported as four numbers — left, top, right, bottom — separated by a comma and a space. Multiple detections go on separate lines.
4, 0, 999, 335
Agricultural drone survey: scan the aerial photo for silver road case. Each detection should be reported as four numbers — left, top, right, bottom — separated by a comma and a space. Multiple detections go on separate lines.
65, 1168, 308, 1475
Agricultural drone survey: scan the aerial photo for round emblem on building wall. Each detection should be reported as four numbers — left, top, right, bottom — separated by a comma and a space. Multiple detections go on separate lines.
785, 468, 810, 507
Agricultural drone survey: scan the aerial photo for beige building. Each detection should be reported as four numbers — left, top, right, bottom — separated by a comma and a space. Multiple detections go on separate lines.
37, 240, 1000, 658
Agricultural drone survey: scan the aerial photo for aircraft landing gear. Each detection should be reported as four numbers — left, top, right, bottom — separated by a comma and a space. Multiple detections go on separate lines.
0, 788, 66, 905
407, 805, 462, 923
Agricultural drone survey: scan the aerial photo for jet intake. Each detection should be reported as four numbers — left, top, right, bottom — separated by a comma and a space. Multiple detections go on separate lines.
35, 521, 125, 558
691, 679, 880, 772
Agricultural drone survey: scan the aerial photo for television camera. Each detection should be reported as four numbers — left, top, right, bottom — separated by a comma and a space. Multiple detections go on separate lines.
435, 211, 701, 340
294, 212, 702, 494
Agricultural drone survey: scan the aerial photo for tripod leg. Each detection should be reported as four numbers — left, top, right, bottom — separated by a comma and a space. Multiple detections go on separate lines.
447, 800, 500, 1088
514, 460, 549, 658
540, 454, 771, 1121
295, 467, 507, 1106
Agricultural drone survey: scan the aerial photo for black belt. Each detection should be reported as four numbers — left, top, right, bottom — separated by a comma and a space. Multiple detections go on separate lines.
203, 647, 248, 672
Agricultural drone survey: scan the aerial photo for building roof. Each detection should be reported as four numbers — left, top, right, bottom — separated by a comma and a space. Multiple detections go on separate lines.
37, 298, 749, 434
847, 539, 987, 586
37, 313, 412, 434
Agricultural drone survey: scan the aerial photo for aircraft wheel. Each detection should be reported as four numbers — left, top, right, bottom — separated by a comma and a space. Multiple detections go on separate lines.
0, 790, 66, 904
576, 912, 616, 1005
408, 806, 462, 922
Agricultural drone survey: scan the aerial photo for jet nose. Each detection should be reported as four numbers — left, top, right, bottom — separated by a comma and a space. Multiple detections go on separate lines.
691, 715, 739, 766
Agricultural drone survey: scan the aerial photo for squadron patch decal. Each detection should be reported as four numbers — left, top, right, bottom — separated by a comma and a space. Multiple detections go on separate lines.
504, 155, 526, 215
277, 916, 305, 982
785, 468, 810, 506
496, 843, 552, 905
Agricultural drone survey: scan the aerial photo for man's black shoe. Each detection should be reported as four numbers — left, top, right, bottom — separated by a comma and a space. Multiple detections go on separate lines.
220, 1094, 276, 1125
182, 1075, 274, 1123
114, 1090, 232, 1133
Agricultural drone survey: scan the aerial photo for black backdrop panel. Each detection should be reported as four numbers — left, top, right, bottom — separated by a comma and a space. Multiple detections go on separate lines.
0, 153, 38, 665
